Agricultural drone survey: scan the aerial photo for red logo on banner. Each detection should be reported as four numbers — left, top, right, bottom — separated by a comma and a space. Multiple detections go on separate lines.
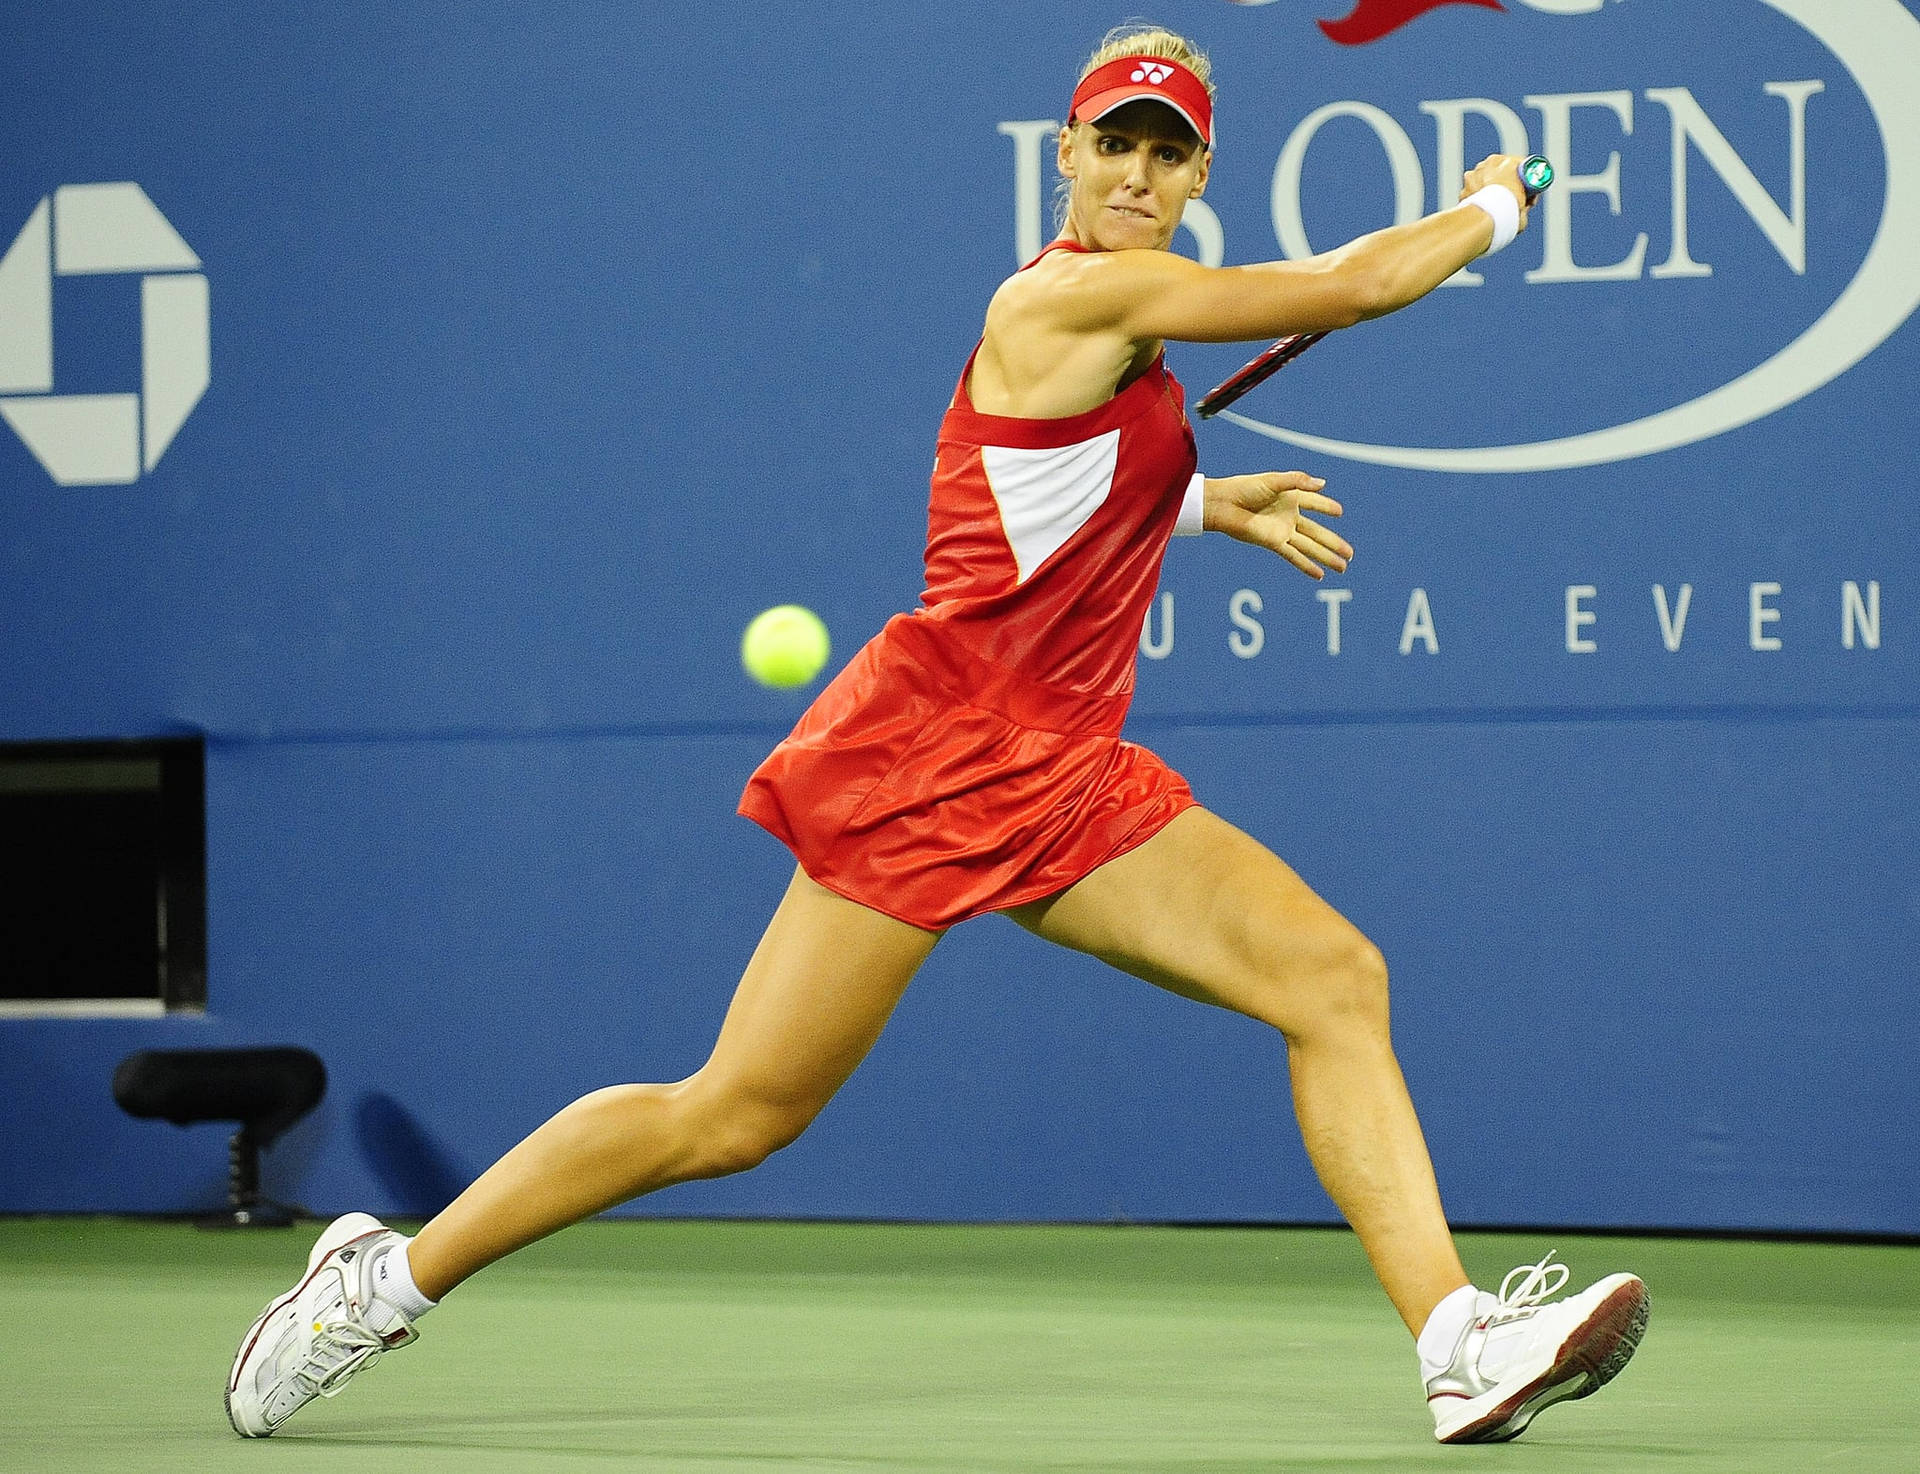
1318, 0, 1504, 47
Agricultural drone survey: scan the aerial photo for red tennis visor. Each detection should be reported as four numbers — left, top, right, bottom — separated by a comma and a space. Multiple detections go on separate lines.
1068, 56, 1213, 148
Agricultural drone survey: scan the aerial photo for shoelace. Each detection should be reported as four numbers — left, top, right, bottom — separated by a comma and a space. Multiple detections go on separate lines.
292, 1313, 389, 1400
1491, 1252, 1572, 1322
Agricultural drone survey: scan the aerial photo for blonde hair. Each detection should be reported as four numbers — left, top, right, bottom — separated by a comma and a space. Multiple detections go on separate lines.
1077, 23, 1216, 99
1055, 23, 1216, 230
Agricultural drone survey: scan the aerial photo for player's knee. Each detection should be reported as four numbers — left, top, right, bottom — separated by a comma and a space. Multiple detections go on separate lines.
692, 1121, 784, 1179
1315, 933, 1391, 1032
676, 1084, 816, 1179
1266, 929, 1389, 1042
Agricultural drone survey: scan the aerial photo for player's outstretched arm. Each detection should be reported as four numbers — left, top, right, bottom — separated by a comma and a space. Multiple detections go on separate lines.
1203, 472, 1350, 581
1054, 155, 1532, 346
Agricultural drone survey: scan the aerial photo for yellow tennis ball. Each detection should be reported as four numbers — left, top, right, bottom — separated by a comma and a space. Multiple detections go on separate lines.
741, 604, 831, 688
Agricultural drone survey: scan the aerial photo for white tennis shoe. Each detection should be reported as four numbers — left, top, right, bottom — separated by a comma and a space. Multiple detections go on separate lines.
1425, 1253, 1649, 1444
226, 1212, 419, 1437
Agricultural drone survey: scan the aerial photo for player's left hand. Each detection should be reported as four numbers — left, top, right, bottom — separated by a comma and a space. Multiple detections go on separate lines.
1203, 472, 1349, 580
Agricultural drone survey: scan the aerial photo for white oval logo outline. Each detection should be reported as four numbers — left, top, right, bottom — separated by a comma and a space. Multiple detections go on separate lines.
1224, 0, 1920, 473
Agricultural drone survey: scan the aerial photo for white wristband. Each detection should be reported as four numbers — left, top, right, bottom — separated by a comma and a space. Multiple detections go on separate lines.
1174, 471, 1207, 536
1461, 184, 1520, 256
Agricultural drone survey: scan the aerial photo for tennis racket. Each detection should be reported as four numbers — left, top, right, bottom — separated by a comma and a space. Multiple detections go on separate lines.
1195, 155, 1556, 420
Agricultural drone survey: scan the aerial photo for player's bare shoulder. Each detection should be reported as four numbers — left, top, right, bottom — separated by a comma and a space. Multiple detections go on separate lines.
989, 248, 1187, 340
984, 249, 1078, 336
976, 252, 1171, 417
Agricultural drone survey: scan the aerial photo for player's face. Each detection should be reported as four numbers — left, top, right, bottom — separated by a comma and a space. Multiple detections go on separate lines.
1059, 101, 1209, 252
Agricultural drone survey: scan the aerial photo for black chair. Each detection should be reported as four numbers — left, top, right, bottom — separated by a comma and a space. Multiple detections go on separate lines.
112, 1046, 326, 1227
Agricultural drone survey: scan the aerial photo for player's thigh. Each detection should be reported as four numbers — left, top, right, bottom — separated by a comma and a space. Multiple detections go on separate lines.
691, 865, 942, 1126
1006, 806, 1384, 1035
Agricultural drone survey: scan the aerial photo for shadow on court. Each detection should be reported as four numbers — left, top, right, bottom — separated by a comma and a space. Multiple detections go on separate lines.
354, 1091, 472, 1217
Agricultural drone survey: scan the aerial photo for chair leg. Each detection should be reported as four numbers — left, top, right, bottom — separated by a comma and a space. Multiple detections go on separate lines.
198, 1124, 293, 1229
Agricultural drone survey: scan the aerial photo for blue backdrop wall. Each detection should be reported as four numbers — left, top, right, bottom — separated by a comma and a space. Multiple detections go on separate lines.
3, 0, 1916, 1234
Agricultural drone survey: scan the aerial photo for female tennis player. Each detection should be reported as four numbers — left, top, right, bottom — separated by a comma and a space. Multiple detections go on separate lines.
228, 25, 1646, 1447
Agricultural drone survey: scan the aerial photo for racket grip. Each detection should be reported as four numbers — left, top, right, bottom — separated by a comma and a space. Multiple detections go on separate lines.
1520, 154, 1555, 204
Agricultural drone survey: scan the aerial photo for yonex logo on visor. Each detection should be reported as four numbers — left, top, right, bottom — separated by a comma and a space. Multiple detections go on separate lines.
1069, 55, 1214, 147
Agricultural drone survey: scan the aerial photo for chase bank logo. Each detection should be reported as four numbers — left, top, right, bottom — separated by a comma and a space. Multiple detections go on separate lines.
0, 183, 209, 486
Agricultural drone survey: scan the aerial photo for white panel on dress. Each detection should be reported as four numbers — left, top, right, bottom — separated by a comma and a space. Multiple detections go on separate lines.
980, 429, 1121, 586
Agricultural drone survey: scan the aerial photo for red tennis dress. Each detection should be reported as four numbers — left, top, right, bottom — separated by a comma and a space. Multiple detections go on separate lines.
739, 243, 1199, 929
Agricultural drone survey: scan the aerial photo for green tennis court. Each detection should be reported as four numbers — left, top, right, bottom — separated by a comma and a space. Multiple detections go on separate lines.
6, 1218, 1915, 1473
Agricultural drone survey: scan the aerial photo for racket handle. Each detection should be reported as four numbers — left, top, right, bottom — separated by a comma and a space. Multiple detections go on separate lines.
1520, 154, 1555, 204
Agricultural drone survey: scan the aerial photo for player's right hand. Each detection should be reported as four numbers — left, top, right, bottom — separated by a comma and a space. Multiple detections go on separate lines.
1460, 154, 1533, 231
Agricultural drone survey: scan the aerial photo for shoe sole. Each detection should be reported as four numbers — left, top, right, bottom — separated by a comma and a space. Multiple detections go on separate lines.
225, 1213, 390, 1438
1438, 1276, 1650, 1444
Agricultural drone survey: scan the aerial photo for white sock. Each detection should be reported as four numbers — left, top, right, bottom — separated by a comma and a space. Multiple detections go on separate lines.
1416, 1284, 1494, 1376
364, 1236, 437, 1333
